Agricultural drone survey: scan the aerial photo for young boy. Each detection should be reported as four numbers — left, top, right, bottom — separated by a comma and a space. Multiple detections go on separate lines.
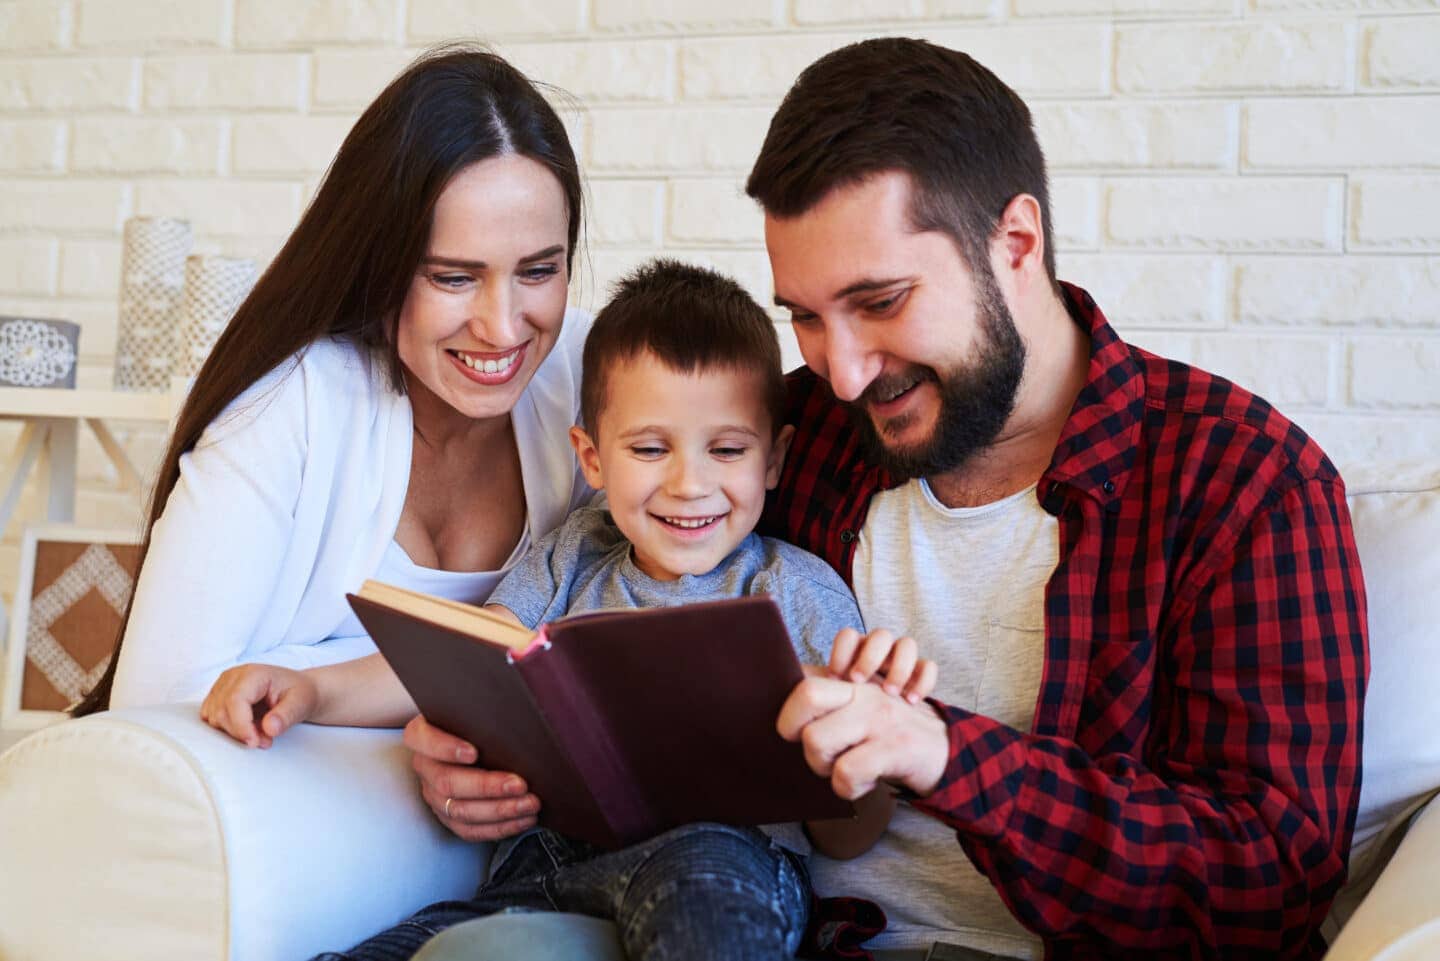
203, 260, 935, 961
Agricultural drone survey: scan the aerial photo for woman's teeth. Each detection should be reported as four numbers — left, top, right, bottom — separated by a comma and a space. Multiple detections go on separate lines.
457, 350, 517, 374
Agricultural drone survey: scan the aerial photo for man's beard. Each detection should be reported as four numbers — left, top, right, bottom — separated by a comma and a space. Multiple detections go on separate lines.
847, 270, 1026, 481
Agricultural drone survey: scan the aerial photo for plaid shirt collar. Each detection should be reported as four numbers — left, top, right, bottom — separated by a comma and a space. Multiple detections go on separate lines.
850, 281, 1144, 507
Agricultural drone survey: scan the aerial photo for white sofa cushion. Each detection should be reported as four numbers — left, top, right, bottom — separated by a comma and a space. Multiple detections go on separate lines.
0, 704, 487, 961
1340, 463, 1440, 882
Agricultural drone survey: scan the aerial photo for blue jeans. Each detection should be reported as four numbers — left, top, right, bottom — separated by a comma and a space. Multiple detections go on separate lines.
311, 822, 811, 961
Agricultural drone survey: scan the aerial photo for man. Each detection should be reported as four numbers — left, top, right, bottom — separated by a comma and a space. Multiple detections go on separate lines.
406, 37, 1367, 961
754, 38, 1368, 961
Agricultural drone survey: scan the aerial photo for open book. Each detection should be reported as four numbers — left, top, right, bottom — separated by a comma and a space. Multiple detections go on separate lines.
347, 581, 853, 849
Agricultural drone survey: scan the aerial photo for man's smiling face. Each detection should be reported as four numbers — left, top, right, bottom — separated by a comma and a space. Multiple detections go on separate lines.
765, 171, 1026, 479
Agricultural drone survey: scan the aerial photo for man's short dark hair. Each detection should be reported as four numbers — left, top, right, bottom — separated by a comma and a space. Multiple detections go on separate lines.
745, 37, 1055, 282
581, 259, 786, 438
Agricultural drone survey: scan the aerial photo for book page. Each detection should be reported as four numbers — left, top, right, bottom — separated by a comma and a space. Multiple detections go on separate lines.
357, 579, 537, 651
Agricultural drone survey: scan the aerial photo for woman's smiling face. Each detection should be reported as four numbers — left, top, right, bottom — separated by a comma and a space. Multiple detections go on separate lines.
396, 153, 571, 423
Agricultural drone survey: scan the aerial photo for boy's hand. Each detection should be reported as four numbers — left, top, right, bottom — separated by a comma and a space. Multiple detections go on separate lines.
828, 627, 937, 705
200, 664, 319, 749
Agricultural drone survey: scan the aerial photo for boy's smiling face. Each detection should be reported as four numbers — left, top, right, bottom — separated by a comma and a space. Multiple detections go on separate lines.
571, 350, 793, 582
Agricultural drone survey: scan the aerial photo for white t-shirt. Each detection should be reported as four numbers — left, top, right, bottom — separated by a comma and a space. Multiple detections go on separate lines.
808, 478, 1059, 957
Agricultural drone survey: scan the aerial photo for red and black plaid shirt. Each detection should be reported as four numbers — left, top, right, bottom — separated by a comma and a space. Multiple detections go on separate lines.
767, 283, 1369, 961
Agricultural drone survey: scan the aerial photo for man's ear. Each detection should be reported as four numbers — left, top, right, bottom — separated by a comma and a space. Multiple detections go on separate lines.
990, 193, 1046, 285
569, 425, 605, 491
765, 424, 796, 490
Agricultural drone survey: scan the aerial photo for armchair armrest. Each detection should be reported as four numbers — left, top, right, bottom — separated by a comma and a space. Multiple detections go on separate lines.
0, 704, 487, 961
1326, 794, 1440, 961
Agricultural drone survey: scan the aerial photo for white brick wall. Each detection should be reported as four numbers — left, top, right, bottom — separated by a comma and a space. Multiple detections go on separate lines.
0, 1, 1436, 605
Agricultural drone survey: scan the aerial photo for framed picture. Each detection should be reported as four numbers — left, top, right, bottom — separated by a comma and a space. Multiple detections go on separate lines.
1, 525, 141, 730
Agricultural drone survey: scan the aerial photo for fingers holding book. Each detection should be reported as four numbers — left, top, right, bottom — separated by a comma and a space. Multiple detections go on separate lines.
404, 714, 542, 842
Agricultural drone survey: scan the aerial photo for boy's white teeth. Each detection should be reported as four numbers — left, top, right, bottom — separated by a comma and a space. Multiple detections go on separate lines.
664, 515, 718, 529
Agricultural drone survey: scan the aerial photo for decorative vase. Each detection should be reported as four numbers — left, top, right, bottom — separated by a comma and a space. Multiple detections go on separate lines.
176, 254, 257, 378
114, 216, 192, 392
0, 316, 80, 388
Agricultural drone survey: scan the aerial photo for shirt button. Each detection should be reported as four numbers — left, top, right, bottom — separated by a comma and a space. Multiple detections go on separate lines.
1102, 479, 1116, 494
840, 529, 856, 544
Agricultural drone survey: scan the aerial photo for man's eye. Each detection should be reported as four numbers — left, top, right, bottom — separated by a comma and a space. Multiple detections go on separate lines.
865, 293, 902, 313
788, 310, 818, 326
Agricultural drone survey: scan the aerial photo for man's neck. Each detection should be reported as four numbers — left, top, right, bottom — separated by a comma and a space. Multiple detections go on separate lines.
926, 289, 1090, 510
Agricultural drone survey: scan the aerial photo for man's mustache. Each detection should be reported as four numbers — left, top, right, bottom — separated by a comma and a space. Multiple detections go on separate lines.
849, 368, 939, 411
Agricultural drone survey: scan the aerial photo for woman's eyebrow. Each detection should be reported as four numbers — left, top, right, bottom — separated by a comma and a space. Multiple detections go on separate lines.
421, 245, 566, 269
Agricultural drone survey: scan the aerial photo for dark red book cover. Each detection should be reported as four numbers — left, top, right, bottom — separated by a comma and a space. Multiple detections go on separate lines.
348, 592, 852, 848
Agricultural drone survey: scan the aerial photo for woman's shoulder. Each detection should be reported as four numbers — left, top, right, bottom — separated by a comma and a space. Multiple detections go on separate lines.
201, 336, 393, 446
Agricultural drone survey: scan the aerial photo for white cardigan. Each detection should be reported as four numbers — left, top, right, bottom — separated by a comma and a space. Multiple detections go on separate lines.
110, 309, 592, 708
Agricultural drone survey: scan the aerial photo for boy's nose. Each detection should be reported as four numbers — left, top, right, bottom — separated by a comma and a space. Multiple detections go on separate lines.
666, 455, 711, 499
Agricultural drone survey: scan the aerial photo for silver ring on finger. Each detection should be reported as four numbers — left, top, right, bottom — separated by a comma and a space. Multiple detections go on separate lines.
444, 796, 455, 819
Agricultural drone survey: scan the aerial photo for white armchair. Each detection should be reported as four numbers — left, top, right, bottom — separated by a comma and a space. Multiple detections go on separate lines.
1, 463, 1436, 961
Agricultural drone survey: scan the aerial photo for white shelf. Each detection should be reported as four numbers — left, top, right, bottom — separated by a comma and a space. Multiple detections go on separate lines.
0, 387, 178, 422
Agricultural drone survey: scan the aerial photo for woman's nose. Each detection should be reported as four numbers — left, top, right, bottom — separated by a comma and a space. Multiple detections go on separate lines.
467, 282, 520, 346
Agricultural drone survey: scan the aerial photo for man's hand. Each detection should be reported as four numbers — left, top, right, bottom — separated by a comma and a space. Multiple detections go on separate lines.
777, 668, 950, 799
403, 714, 541, 842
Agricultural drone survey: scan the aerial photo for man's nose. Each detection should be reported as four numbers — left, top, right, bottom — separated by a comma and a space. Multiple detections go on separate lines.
815, 322, 880, 403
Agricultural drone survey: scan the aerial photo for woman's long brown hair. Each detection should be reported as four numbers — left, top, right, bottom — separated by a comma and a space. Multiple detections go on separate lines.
73, 44, 583, 716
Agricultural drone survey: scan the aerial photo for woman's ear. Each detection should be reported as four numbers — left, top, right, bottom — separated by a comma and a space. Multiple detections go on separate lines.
765, 424, 796, 490
570, 425, 605, 491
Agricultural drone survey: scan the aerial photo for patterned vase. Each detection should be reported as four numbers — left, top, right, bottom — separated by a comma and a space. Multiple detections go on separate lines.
176, 254, 257, 378
114, 216, 192, 392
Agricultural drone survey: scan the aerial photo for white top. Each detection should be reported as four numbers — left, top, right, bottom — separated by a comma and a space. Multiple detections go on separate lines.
110, 308, 592, 708
815, 478, 1058, 958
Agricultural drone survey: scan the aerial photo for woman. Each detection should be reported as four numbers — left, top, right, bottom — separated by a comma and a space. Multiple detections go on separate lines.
75, 47, 622, 953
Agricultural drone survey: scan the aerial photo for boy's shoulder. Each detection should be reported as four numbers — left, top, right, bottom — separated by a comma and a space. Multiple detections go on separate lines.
544, 505, 629, 563
751, 534, 852, 599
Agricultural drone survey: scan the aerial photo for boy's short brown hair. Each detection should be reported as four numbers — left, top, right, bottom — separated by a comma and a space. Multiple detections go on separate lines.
580, 259, 787, 437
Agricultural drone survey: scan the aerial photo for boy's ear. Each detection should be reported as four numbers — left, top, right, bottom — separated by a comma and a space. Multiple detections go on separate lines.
765, 424, 795, 490
569, 425, 605, 491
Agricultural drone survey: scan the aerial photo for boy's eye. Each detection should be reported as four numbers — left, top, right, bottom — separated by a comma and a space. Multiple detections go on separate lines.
629, 446, 666, 458
711, 447, 748, 458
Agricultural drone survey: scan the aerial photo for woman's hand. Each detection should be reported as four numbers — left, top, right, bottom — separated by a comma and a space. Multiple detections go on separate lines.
201, 663, 319, 748
828, 627, 938, 704
403, 714, 541, 842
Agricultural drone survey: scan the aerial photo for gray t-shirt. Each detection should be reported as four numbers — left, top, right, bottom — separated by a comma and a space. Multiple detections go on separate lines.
486, 506, 863, 859
489, 506, 860, 667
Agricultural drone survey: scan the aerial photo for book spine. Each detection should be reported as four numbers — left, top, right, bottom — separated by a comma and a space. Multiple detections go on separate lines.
517, 632, 656, 847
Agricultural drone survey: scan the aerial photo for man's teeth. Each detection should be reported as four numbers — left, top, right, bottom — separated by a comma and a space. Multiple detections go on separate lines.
459, 351, 518, 373
663, 516, 719, 529
879, 379, 918, 403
